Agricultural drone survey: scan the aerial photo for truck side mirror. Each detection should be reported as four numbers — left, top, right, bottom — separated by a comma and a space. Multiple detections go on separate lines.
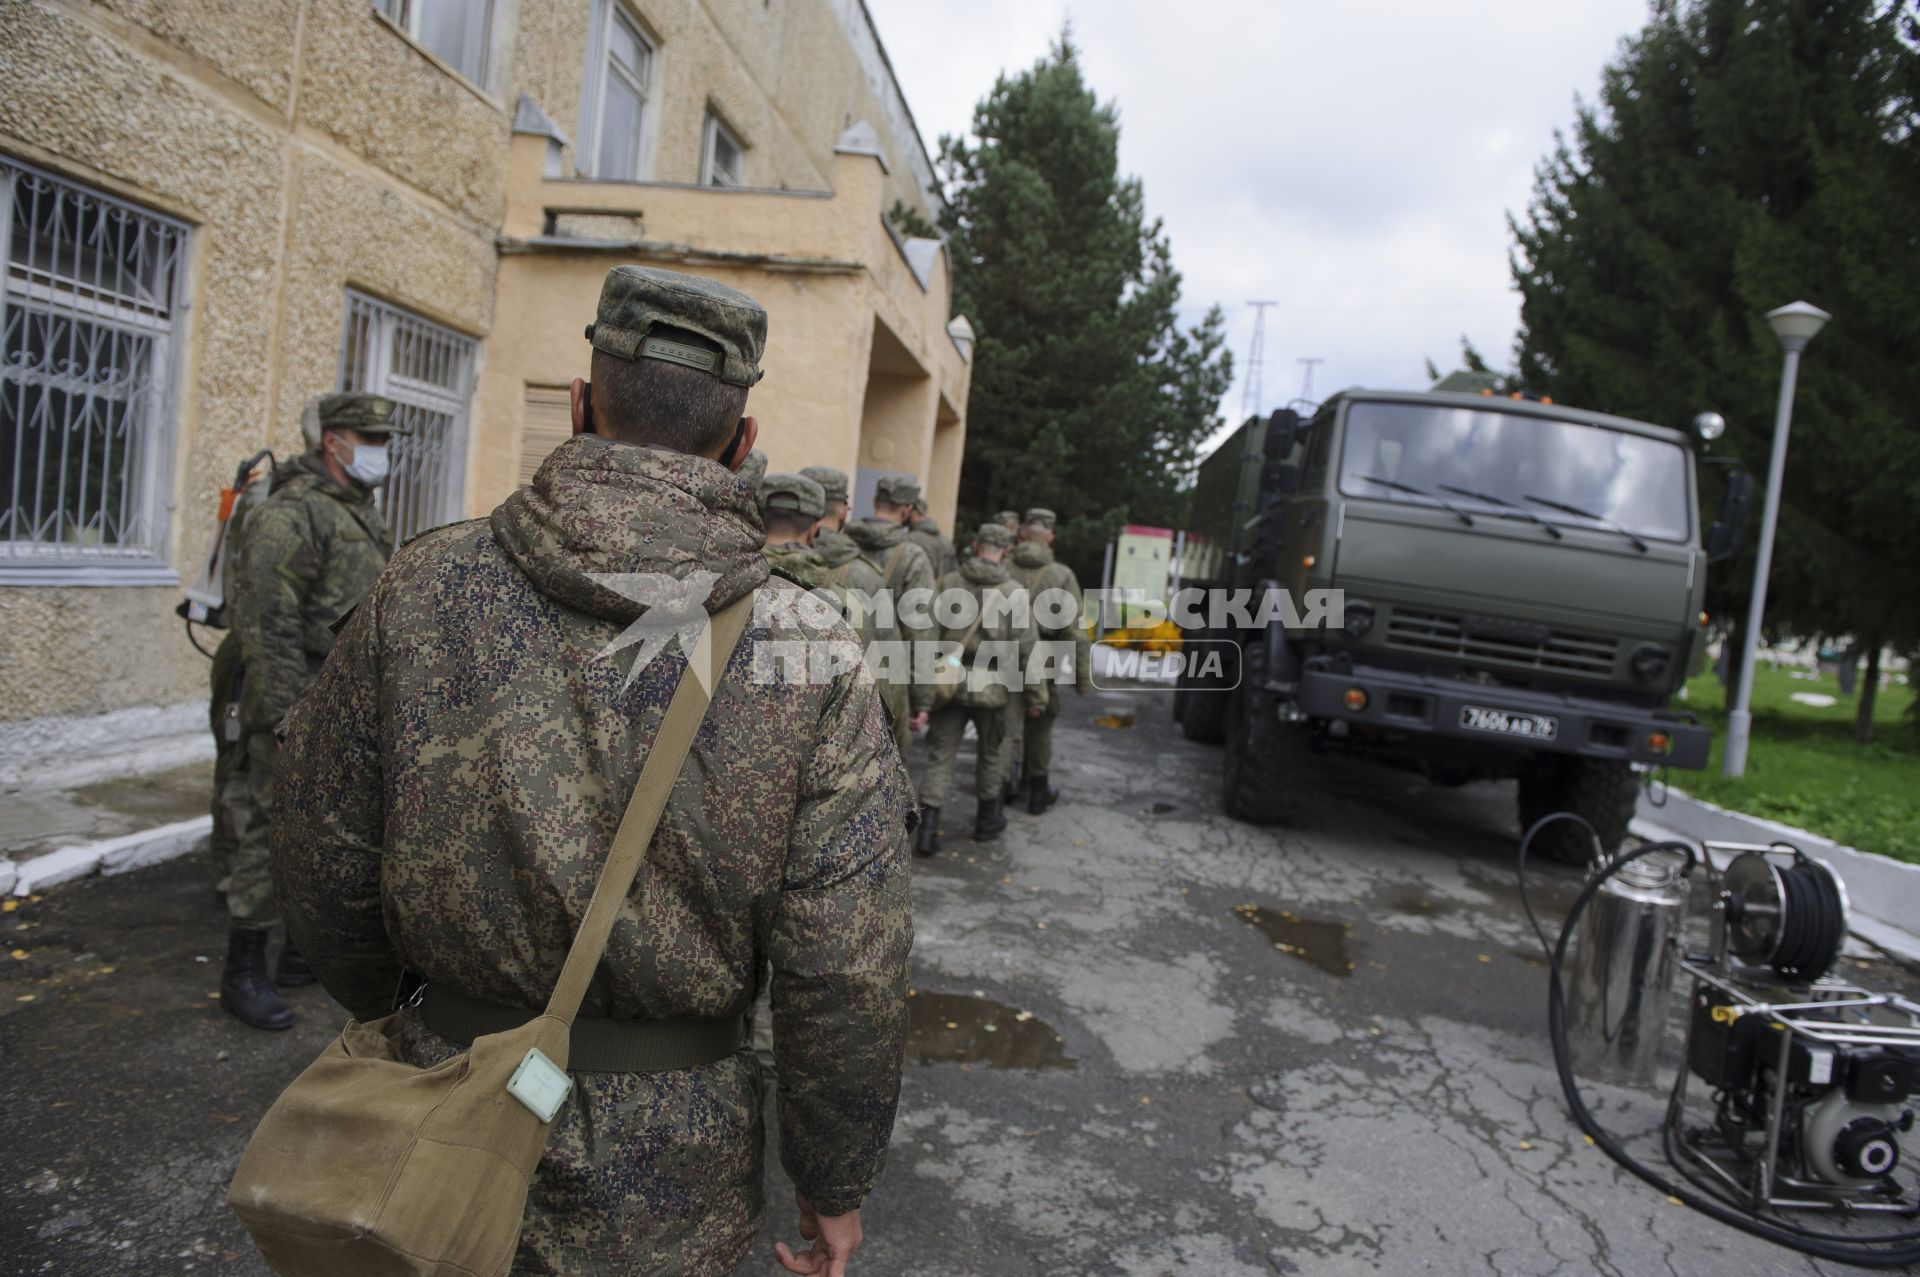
1704, 470, 1754, 562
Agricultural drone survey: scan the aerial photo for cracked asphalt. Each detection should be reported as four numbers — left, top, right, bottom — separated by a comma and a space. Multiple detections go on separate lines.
3, 682, 1915, 1275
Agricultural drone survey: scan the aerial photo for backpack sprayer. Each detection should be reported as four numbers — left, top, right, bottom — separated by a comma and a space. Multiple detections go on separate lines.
1522, 816, 1920, 1267
177, 449, 273, 656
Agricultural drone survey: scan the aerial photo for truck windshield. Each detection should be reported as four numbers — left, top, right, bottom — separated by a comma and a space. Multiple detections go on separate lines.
1337, 402, 1690, 543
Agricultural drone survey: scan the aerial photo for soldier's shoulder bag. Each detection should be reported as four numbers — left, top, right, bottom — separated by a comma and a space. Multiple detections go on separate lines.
227, 595, 755, 1277
928, 595, 988, 715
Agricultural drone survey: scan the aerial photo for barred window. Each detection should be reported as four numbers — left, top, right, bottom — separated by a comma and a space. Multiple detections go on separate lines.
338, 291, 476, 543
1, 157, 188, 584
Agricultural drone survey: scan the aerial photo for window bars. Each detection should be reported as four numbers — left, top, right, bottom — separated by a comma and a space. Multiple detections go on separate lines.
338, 291, 476, 544
1, 156, 188, 583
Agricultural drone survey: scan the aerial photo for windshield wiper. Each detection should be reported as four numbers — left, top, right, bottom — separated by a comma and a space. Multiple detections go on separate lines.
1521, 494, 1649, 553
1357, 474, 1475, 527
1438, 484, 1564, 540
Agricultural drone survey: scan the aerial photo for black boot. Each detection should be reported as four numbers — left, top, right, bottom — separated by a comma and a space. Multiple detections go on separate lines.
1001, 758, 1023, 802
1026, 774, 1060, 815
220, 927, 294, 1031
974, 798, 1008, 842
914, 805, 941, 858
274, 939, 317, 987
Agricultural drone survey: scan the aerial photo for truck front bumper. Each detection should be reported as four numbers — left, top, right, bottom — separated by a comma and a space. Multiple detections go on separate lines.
1294, 660, 1711, 769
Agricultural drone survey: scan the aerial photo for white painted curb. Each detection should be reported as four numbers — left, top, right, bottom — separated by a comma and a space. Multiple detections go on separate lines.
9, 815, 212, 896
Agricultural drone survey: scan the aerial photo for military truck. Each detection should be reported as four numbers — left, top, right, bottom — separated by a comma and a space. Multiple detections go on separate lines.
1172, 388, 1751, 862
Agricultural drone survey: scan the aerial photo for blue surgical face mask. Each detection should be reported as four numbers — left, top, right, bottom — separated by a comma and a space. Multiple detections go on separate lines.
337, 439, 390, 488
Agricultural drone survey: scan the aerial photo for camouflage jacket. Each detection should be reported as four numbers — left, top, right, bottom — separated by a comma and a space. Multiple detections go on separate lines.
932, 556, 1048, 713
1009, 541, 1094, 692
813, 532, 889, 647
907, 518, 956, 579
232, 458, 391, 734
763, 541, 827, 589
846, 518, 937, 713
272, 434, 913, 1272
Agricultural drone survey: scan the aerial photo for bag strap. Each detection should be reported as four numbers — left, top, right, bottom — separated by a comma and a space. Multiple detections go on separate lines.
542, 593, 755, 1026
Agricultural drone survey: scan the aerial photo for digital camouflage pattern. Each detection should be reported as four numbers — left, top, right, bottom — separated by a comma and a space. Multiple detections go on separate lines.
846, 517, 937, 718
907, 514, 957, 579
272, 433, 912, 1274
919, 555, 1048, 809
228, 457, 391, 926
1008, 539, 1092, 778
763, 541, 828, 589
813, 533, 907, 738
584, 264, 768, 388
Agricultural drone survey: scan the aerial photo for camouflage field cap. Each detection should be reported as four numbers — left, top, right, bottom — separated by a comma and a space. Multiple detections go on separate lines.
875, 474, 922, 507
912, 496, 929, 516
736, 447, 768, 489
759, 472, 825, 519
799, 465, 849, 505
993, 509, 1020, 530
317, 392, 404, 436
584, 265, 767, 388
1022, 508, 1057, 531
974, 522, 1016, 549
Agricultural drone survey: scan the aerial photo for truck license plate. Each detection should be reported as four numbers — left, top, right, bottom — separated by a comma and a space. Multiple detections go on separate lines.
1460, 705, 1559, 740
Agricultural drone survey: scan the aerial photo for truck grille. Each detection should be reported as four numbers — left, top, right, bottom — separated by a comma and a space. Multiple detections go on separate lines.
1385, 608, 1618, 678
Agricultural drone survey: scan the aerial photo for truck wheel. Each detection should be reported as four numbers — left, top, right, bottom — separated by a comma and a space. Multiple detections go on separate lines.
1516, 758, 1639, 865
1221, 652, 1305, 824
1181, 688, 1228, 743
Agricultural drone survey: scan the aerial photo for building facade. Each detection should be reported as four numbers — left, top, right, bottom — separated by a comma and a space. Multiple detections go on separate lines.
0, 0, 970, 774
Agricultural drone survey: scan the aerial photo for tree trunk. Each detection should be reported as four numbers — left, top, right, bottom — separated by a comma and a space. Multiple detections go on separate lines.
1855, 640, 1881, 744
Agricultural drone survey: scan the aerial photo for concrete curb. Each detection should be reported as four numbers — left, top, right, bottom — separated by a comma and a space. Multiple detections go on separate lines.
1632, 789, 1920, 966
4, 815, 212, 897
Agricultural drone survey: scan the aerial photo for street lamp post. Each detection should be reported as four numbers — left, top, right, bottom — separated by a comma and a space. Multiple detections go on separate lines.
1723, 301, 1831, 779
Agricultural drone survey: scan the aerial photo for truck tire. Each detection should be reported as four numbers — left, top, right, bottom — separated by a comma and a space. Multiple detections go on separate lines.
1221, 650, 1306, 824
1516, 758, 1639, 865
1181, 688, 1229, 743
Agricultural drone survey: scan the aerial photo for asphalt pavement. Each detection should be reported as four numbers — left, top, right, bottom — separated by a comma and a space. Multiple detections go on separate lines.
2, 683, 1915, 1275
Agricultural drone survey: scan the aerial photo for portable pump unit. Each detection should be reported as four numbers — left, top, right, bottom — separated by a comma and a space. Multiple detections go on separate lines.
1534, 823, 1920, 1267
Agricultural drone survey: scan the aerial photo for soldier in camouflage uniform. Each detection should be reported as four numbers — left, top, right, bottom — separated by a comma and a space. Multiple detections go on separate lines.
995, 509, 1021, 534
207, 456, 275, 899
759, 472, 828, 588
1007, 508, 1093, 813
736, 446, 769, 493
847, 474, 937, 759
806, 466, 907, 738
222, 392, 400, 1031
273, 266, 911, 1277
914, 523, 1047, 854
906, 496, 957, 578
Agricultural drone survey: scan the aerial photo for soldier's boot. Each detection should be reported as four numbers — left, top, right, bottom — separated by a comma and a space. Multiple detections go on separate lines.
220, 927, 294, 1031
974, 799, 1008, 842
1001, 758, 1023, 803
914, 805, 941, 858
1025, 773, 1060, 815
274, 939, 317, 988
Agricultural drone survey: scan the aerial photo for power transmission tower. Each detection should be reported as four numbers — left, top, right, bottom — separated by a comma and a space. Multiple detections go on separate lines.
1297, 356, 1325, 406
1241, 300, 1277, 419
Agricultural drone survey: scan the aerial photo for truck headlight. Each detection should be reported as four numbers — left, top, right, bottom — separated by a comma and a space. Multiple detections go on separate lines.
1344, 600, 1376, 638
1630, 643, 1673, 682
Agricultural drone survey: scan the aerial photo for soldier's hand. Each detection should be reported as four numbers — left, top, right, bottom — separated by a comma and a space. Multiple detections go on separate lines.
908, 710, 929, 732
775, 1191, 862, 1276
1027, 701, 1045, 718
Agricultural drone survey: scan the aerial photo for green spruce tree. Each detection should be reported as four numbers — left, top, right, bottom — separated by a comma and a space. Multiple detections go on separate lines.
1511, 0, 1920, 741
936, 32, 1233, 575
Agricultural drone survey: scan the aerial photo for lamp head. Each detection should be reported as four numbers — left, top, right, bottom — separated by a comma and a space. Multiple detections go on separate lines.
1766, 301, 1831, 353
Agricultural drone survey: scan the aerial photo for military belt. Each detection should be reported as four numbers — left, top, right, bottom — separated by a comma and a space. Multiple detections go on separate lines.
418, 985, 746, 1074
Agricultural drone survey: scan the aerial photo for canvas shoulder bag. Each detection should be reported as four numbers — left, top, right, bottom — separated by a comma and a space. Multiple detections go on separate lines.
228, 595, 755, 1277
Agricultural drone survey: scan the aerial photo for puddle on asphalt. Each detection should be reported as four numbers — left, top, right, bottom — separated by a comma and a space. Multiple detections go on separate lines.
1234, 904, 1354, 977
1145, 802, 1177, 815
906, 991, 1076, 1070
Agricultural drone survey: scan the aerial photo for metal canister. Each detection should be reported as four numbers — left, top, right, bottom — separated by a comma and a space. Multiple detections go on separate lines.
1566, 852, 1691, 1088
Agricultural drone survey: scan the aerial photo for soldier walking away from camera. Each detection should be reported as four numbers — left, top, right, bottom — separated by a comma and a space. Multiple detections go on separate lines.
915, 523, 1047, 854
760, 472, 829, 588
994, 509, 1021, 535
272, 265, 912, 1276
907, 496, 957, 578
1008, 508, 1092, 813
223, 392, 400, 1030
737, 445, 769, 493
808, 465, 907, 738
848, 475, 938, 759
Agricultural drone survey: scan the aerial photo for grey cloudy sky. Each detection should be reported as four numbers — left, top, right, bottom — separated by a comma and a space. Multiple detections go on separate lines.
865, 0, 1652, 439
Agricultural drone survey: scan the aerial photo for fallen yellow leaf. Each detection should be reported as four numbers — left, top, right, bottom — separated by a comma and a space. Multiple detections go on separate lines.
1518, 1140, 1533, 1150
9, 949, 27, 960
1, 900, 16, 912
1476, 954, 1493, 964
15, 994, 34, 1002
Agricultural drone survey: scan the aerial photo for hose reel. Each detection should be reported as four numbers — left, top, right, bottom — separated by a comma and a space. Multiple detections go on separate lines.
1720, 849, 1849, 982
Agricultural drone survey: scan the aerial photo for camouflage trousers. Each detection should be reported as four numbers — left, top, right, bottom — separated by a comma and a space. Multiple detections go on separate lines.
1002, 698, 1025, 787
1021, 688, 1063, 778
920, 701, 1007, 810
207, 634, 248, 886
229, 731, 281, 929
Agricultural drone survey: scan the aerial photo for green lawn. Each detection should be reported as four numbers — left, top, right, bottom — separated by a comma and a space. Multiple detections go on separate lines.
1670, 664, 1920, 864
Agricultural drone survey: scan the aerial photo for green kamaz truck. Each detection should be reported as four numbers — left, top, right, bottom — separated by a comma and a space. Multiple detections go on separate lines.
1172, 388, 1750, 862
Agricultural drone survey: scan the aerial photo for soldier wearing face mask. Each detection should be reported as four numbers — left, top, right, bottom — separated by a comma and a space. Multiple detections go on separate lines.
221, 392, 402, 1030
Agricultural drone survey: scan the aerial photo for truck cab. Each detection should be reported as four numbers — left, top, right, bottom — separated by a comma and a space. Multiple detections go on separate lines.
1174, 388, 1749, 861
